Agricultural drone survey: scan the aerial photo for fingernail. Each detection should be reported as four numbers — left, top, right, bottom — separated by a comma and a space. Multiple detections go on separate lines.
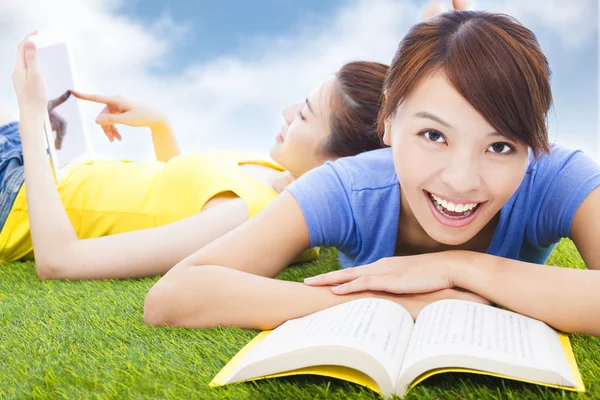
304, 277, 316, 284
332, 286, 343, 294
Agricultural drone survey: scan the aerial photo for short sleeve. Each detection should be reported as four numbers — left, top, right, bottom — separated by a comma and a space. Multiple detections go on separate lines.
530, 147, 600, 246
285, 162, 357, 252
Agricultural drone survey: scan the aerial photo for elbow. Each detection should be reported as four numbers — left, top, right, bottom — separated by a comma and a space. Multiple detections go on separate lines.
144, 278, 176, 326
144, 271, 201, 327
35, 253, 66, 280
33, 242, 78, 280
143, 265, 224, 328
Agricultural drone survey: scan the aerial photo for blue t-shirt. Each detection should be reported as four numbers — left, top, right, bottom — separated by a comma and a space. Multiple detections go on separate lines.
286, 145, 600, 269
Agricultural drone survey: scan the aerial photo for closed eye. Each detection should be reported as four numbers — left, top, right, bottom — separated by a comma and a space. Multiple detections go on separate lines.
297, 110, 306, 121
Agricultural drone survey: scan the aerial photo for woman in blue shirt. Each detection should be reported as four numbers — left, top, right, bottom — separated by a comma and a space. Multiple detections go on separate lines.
140, 9, 600, 336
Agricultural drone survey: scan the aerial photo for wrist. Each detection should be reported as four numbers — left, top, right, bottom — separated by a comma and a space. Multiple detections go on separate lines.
449, 250, 495, 293
146, 108, 170, 130
18, 102, 46, 118
149, 118, 171, 132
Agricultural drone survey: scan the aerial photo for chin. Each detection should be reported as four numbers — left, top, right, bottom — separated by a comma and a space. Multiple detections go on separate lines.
436, 233, 471, 246
423, 223, 473, 247
269, 146, 286, 169
269, 145, 280, 161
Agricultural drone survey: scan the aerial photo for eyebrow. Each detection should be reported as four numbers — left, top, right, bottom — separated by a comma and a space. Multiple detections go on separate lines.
306, 98, 315, 115
413, 111, 504, 138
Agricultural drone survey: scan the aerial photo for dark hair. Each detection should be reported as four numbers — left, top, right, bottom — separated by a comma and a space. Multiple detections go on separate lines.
323, 61, 389, 158
378, 11, 552, 158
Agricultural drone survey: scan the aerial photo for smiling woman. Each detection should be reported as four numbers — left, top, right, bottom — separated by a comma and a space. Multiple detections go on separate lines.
4, 46, 388, 279
143, 9, 600, 338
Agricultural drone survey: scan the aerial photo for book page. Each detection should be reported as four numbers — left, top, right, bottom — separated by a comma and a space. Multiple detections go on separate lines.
399, 300, 574, 384
231, 298, 414, 384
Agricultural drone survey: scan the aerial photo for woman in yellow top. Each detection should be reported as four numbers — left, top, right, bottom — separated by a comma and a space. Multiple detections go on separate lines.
2, 52, 388, 280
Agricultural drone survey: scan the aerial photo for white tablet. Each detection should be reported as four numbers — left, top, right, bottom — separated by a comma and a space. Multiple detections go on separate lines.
32, 36, 93, 180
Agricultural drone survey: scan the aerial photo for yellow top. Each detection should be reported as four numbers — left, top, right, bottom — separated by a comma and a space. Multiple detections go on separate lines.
0, 150, 318, 263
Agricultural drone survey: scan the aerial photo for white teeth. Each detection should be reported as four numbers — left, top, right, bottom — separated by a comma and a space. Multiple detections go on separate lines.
430, 193, 480, 214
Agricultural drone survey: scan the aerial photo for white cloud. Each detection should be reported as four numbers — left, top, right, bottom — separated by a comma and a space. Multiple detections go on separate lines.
1, 0, 422, 161
475, 0, 598, 48
0, 0, 597, 161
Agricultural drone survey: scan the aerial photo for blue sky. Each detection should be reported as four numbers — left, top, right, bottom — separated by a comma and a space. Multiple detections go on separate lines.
120, 0, 351, 69
0, 0, 598, 160
122, 0, 599, 156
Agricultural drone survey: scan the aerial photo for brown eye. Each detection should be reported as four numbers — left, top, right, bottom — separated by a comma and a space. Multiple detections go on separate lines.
420, 129, 446, 143
488, 142, 514, 155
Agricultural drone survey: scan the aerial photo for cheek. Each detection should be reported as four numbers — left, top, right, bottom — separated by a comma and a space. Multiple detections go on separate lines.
483, 161, 527, 203
292, 127, 323, 155
393, 140, 433, 190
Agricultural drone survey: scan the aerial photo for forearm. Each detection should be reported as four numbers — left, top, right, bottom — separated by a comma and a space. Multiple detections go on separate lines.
144, 264, 489, 330
454, 251, 600, 335
19, 108, 79, 266
44, 199, 249, 280
144, 265, 363, 329
150, 121, 180, 162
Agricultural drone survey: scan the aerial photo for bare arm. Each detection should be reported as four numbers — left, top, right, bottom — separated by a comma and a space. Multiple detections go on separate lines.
145, 264, 488, 330
306, 187, 600, 336
457, 186, 600, 335
148, 119, 180, 162
144, 192, 490, 328
19, 106, 249, 279
12, 42, 239, 280
70, 90, 180, 162
455, 252, 600, 335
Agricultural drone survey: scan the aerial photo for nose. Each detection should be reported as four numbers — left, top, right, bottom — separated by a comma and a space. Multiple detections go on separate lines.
282, 103, 303, 125
438, 153, 482, 195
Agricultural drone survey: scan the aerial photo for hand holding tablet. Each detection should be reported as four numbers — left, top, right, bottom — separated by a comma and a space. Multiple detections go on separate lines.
28, 33, 92, 179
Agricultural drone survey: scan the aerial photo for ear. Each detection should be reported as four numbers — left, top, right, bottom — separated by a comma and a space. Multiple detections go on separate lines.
382, 118, 392, 146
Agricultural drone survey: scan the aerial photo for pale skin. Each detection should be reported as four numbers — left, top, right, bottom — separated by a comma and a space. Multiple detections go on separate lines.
12, 4, 486, 324
144, 11, 600, 336
302, 74, 600, 336
6, 1, 468, 281
145, 73, 600, 335
7, 40, 335, 280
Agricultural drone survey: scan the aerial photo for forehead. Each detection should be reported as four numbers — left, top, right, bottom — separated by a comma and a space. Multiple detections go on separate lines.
397, 73, 495, 134
307, 75, 336, 118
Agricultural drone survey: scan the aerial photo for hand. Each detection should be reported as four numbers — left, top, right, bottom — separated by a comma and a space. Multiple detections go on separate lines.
422, 0, 470, 20
304, 251, 466, 295
382, 288, 492, 320
272, 172, 296, 194
11, 32, 48, 112
70, 90, 168, 143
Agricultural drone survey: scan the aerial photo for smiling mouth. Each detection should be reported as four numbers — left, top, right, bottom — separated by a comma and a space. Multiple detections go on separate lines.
425, 191, 484, 219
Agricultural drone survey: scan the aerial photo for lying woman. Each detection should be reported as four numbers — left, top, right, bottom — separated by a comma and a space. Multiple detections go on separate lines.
4, 1, 469, 281
139, 10, 600, 337
3, 56, 388, 279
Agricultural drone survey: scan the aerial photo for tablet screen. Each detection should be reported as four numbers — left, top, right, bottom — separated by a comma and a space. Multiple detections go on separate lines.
37, 42, 90, 174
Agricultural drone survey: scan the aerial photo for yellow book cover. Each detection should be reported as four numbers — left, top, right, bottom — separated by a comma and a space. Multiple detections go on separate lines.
211, 299, 585, 398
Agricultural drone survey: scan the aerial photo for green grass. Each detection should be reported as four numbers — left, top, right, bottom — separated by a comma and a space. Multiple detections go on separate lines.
0, 240, 599, 399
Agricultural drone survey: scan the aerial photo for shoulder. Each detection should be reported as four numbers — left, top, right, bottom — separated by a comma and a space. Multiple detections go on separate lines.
328, 147, 398, 192
516, 143, 600, 248
528, 144, 598, 177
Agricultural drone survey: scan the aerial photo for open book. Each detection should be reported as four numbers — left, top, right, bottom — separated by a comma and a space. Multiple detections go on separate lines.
211, 298, 585, 398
